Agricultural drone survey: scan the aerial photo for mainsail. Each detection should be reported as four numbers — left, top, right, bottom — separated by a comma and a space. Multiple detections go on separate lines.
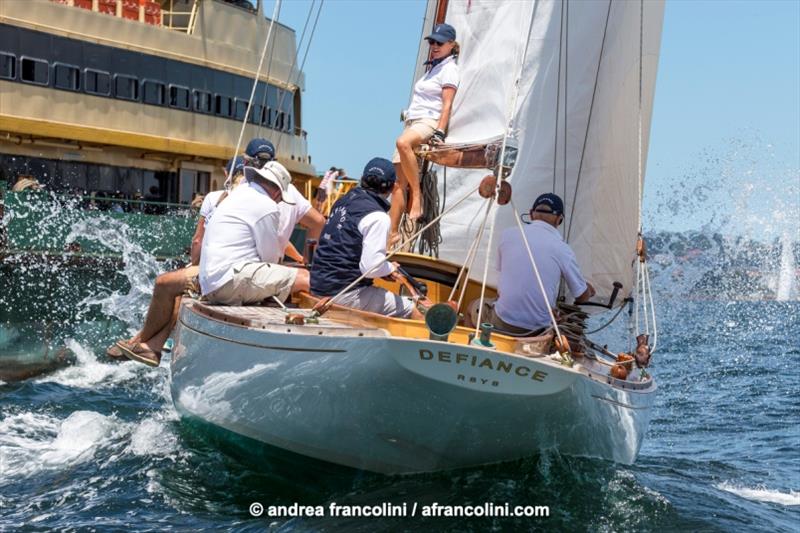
428, 0, 665, 302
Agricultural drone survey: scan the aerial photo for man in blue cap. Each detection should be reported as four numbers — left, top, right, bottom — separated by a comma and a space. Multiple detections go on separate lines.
244, 137, 276, 169
485, 193, 595, 334
311, 157, 422, 319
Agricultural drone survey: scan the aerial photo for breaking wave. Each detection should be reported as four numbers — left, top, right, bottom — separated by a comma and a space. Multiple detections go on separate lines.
717, 482, 800, 506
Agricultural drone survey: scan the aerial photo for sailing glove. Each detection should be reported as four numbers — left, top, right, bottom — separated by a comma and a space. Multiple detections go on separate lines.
430, 129, 446, 145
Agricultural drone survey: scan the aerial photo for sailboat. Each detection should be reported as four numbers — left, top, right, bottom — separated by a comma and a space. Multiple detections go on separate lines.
169, 0, 665, 474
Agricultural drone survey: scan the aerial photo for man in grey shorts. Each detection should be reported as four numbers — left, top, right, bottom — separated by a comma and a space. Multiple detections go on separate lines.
199, 161, 309, 305
310, 157, 423, 320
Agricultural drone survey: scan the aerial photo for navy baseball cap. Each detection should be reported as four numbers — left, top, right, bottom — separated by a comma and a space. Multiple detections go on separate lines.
225, 156, 245, 175
532, 193, 564, 216
361, 157, 397, 193
245, 138, 275, 160
426, 23, 456, 44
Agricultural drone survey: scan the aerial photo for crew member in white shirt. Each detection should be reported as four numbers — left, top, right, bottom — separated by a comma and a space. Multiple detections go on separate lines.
487, 193, 595, 335
390, 22, 460, 245
200, 161, 309, 305
191, 156, 246, 265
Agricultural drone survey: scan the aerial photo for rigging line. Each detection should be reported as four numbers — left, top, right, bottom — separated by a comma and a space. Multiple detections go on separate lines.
585, 298, 630, 334
564, 0, 613, 243
275, 0, 325, 153
641, 259, 650, 335
644, 258, 658, 352
509, 197, 565, 348
255, 1, 285, 138
450, 197, 492, 308
472, 197, 497, 335
472, 0, 541, 332
257, 0, 315, 140
634, 256, 642, 335
327, 185, 480, 309
225, 0, 282, 185
552, 0, 565, 194
562, 0, 568, 239
637, 0, 644, 231
451, 196, 493, 307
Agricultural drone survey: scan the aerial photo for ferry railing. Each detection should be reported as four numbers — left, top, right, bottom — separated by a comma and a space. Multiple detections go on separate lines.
51, 0, 165, 26
302, 178, 357, 217
161, 0, 199, 34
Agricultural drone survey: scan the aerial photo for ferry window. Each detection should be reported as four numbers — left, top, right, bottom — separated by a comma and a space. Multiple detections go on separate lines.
85, 69, 110, 95
143, 80, 165, 105
262, 107, 272, 126
275, 111, 285, 131
250, 104, 263, 125
234, 99, 248, 121
286, 114, 293, 134
20, 57, 49, 86
169, 85, 190, 109
215, 95, 232, 117
195, 171, 210, 195
0, 53, 15, 80
193, 90, 212, 113
54, 63, 80, 91
115, 74, 139, 100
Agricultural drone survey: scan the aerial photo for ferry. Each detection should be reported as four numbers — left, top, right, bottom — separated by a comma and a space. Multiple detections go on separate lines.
0, 0, 316, 262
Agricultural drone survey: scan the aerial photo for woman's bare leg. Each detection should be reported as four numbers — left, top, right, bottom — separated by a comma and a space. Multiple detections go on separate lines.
388, 164, 408, 247
395, 129, 426, 223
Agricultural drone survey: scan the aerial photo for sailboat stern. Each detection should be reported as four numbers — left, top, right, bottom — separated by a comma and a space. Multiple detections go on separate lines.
169, 301, 655, 473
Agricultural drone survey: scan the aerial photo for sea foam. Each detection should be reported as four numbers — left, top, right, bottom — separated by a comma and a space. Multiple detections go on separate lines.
717, 482, 800, 506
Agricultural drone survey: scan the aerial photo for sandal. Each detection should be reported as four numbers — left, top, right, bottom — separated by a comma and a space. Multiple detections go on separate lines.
116, 341, 161, 368
105, 343, 126, 359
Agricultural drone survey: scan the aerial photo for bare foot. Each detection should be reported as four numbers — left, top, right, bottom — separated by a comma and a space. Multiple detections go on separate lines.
408, 193, 423, 222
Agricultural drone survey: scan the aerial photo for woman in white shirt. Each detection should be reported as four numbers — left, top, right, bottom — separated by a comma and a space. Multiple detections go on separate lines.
390, 23, 460, 245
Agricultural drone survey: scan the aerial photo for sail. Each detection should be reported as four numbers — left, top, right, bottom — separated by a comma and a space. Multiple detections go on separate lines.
431, 0, 665, 302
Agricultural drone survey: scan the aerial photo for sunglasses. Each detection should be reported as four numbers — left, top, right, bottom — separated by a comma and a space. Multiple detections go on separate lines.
427, 39, 444, 46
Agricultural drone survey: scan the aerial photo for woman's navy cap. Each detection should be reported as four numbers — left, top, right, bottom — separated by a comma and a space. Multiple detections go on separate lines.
532, 193, 564, 216
245, 138, 275, 159
426, 23, 456, 44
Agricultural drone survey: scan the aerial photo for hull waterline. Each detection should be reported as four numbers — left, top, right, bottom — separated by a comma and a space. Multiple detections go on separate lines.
170, 303, 656, 474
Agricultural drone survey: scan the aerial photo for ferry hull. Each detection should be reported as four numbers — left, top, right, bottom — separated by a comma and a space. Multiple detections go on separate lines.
170, 304, 655, 474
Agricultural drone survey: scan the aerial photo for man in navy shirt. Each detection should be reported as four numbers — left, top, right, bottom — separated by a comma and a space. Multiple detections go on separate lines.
311, 158, 422, 319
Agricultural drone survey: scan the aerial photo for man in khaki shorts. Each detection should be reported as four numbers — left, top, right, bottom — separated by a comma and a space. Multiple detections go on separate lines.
200, 161, 309, 305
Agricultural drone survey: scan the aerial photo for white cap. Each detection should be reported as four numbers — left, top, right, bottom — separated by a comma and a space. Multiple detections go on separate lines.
245, 161, 295, 204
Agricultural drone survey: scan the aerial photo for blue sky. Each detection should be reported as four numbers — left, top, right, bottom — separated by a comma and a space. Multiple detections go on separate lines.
262, 0, 799, 235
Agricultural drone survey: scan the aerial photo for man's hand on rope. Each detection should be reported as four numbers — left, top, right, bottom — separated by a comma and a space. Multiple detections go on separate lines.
429, 129, 446, 146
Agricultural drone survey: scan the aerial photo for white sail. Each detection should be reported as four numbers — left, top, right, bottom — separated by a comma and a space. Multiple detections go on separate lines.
434, 0, 665, 302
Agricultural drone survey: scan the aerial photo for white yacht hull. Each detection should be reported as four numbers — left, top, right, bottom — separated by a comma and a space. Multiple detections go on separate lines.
170, 303, 656, 474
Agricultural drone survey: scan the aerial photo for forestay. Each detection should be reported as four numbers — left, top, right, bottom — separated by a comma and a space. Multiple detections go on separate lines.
433, 0, 665, 302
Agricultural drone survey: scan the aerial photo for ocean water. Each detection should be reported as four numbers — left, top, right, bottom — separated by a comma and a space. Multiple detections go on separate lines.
1, 279, 798, 531
2, 157, 799, 530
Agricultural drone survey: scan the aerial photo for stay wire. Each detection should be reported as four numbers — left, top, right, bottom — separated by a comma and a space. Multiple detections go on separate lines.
452, 196, 494, 310
254, 1, 286, 138
552, 0, 565, 194
474, 0, 541, 333
562, 0, 568, 238
225, 0, 282, 186
564, 0, 613, 243
275, 0, 325, 154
